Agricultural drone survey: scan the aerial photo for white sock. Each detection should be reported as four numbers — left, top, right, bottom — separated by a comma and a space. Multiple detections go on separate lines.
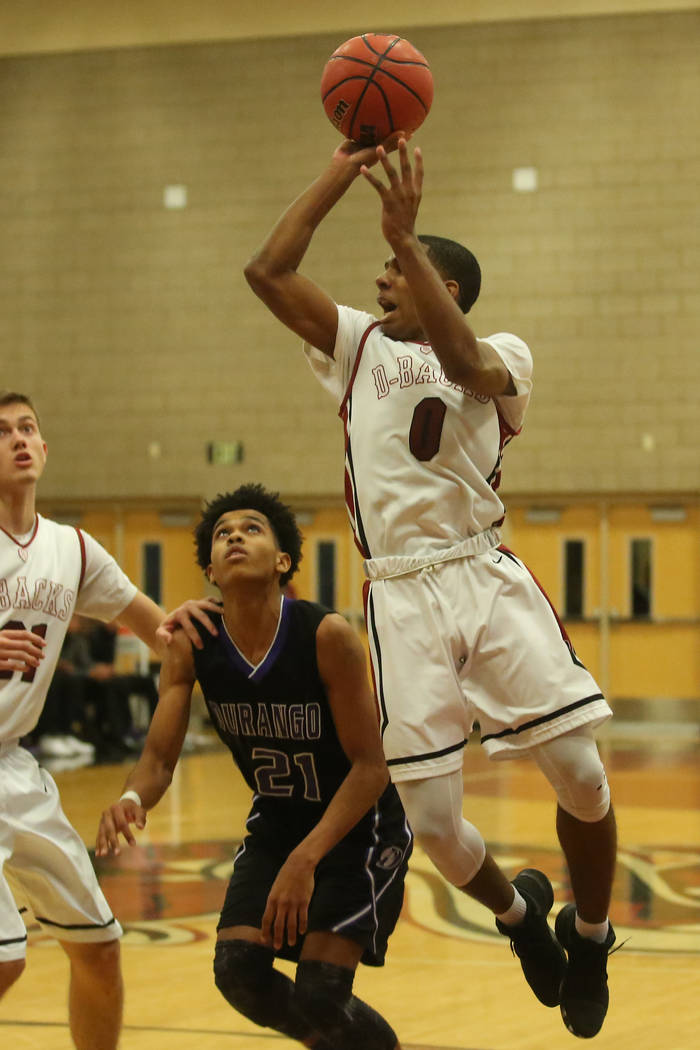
495, 887, 528, 926
574, 914, 610, 943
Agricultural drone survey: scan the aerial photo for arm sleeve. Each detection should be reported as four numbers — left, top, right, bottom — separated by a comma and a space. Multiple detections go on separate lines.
74, 530, 138, 622
486, 332, 533, 433
303, 305, 378, 404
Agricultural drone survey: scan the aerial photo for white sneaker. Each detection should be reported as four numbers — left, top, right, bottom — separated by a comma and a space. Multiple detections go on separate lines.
41, 753, 94, 773
60, 735, 95, 757
38, 735, 73, 757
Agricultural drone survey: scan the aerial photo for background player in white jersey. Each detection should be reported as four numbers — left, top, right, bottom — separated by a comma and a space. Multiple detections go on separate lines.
243, 138, 618, 1039
96, 484, 411, 1050
0, 390, 170, 1050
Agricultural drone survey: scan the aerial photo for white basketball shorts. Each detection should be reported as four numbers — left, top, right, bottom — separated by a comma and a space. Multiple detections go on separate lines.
364, 541, 612, 782
0, 742, 122, 961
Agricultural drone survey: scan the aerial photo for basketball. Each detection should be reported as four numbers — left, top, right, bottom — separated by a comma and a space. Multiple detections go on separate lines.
321, 34, 433, 145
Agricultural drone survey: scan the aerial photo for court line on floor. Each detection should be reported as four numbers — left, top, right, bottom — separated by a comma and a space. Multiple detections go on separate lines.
0, 1020, 480, 1049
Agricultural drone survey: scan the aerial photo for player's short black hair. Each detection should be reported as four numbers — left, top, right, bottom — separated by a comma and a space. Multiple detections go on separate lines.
418, 235, 481, 313
194, 483, 303, 587
0, 391, 40, 425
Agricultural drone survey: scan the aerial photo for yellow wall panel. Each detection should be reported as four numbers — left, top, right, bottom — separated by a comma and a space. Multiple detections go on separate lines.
609, 624, 700, 699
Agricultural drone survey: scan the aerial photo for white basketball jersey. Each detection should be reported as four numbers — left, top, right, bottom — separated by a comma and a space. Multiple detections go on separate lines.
305, 305, 533, 559
0, 515, 137, 740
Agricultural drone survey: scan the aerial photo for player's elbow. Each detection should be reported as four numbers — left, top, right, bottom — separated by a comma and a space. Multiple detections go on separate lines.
244, 253, 286, 299
243, 254, 268, 293
366, 756, 390, 799
443, 354, 507, 398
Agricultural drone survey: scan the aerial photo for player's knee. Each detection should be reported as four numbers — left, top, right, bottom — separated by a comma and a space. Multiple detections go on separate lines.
213, 939, 276, 1025
534, 733, 611, 823
416, 819, 485, 885
92, 937, 121, 976
0, 957, 26, 997
397, 775, 486, 886
558, 768, 611, 822
61, 937, 121, 985
295, 960, 397, 1050
294, 958, 354, 1029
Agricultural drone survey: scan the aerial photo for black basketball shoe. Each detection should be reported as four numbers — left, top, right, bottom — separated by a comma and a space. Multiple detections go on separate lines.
555, 903, 616, 1038
495, 868, 567, 1008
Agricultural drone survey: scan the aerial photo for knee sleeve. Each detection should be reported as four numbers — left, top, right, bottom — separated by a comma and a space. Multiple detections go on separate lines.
213, 939, 312, 1042
396, 770, 486, 887
530, 728, 611, 822
295, 960, 397, 1050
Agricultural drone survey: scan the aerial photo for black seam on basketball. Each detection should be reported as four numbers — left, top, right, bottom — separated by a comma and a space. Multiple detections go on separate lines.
323, 71, 430, 113
359, 34, 428, 68
348, 71, 391, 142
361, 34, 427, 67
325, 54, 430, 71
361, 33, 399, 60
323, 63, 431, 115
321, 72, 380, 104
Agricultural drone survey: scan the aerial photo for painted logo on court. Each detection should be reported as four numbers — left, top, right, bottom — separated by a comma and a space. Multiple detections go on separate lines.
404, 844, 700, 956
23, 840, 700, 953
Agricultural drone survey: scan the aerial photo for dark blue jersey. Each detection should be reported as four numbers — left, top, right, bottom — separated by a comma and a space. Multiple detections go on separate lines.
192, 597, 407, 851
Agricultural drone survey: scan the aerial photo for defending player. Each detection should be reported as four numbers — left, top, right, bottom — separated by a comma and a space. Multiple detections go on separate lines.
96, 484, 412, 1050
0, 391, 170, 1050
242, 139, 618, 1039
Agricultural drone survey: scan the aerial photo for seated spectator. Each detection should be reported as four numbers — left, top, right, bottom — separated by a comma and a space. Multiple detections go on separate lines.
29, 616, 95, 761
45, 615, 139, 762
89, 620, 159, 729
24, 617, 161, 765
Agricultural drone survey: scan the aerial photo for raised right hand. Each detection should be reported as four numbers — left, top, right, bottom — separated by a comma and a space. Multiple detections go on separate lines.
332, 130, 409, 170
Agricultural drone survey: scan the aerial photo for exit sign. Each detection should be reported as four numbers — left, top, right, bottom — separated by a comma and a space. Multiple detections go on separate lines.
206, 441, 244, 465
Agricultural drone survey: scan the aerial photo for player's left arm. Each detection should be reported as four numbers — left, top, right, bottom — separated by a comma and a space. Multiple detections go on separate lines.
362, 139, 515, 397
261, 613, 389, 949
397, 242, 515, 396
116, 590, 223, 657
96, 630, 196, 856
114, 590, 166, 655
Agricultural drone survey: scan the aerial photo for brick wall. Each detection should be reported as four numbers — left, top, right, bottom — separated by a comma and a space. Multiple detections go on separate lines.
2, 10, 699, 501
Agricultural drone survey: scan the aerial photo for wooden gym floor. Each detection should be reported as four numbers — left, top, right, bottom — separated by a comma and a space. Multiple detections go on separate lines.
2, 729, 699, 1050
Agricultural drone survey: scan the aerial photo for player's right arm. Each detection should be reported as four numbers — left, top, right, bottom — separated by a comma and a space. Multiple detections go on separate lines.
95, 630, 196, 856
244, 139, 391, 356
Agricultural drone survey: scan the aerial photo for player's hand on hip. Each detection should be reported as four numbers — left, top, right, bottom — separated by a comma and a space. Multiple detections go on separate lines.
156, 597, 223, 649
0, 627, 46, 673
360, 137, 423, 244
95, 800, 147, 857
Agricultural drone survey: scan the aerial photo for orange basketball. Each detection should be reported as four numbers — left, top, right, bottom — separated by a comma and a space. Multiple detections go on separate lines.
321, 33, 433, 145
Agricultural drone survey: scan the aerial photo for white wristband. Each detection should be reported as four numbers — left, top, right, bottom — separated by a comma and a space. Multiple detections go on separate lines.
119, 790, 142, 807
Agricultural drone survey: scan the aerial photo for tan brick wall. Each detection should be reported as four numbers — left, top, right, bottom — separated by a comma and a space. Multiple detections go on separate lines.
2, 1, 698, 56
3, 10, 699, 502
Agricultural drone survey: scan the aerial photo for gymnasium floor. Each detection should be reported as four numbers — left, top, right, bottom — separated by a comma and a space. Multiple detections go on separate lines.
2, 728, 699, 1050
